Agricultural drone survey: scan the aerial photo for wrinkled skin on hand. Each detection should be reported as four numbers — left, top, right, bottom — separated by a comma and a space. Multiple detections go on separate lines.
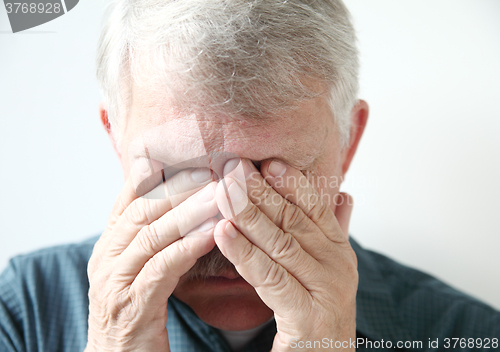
214, 158, 358, 351
85, 159, 219, 352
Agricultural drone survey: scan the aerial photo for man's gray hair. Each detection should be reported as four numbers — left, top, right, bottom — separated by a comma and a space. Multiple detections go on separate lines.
96, 0, 359, 146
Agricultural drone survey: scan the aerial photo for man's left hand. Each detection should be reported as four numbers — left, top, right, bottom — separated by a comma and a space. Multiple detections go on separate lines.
214, 158, 358, 352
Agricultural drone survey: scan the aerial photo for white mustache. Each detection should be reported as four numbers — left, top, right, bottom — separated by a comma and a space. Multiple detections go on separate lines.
184, 245, 238, 281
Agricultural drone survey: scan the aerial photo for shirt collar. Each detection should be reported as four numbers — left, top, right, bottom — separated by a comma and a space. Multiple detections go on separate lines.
168, 296, 276, 352
168, 296, 229, 351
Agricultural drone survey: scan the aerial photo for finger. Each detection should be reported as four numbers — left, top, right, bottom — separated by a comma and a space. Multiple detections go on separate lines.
105, 157, 164, 233
130, 224, 216, 308
131, 157, 166, 198
260, 159, 346, 243
334, 193, 353, 238
115, 182, 219, 278
89, 157, 163, 275
223, 158, 311, 231
95, 167, 213, 260
220, 159, 333, 259
215, 179, 322, 286
223, 157, 284, 225
108, 168, 213, 249
214, 220, 310, 321
187, 217, 220, 235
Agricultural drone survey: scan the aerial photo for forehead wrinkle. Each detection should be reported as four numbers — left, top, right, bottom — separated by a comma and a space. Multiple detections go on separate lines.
128, 85, 333, 173
133, 114, 328, 171
218, 116, 329, 171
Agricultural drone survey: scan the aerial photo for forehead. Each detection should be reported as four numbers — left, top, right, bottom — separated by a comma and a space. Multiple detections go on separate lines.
124, 84, 336, 175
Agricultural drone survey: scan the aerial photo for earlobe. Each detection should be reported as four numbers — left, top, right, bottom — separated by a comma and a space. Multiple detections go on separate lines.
341, 100, 369, 176
99, 102, 122, 160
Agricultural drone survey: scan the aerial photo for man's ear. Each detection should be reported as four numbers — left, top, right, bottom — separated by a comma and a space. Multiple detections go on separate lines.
99, 102, 122, 161
341, 99, 369, 176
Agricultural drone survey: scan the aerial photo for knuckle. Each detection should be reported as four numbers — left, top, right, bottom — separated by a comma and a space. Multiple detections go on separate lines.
125, 200, 150, 227
313, 202, 331, 223
270, 230, 301, 261
237, 203, 261, 229
280, 203, 306, 231
154, 245, 188, 279
176, 237, 191, 256
238, 240, 257, 267
144, 255, 169, 284
306, 198, 334, 229
136, 222, 162, 255
248, 182, 273, 202
263, 262, 288, 291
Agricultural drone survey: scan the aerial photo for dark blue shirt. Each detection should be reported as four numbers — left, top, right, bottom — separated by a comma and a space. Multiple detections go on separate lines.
0, 236, 498, 351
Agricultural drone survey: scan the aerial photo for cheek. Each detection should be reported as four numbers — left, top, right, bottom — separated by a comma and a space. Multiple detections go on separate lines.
305, 155, 344, 208
117, 140, 132, 179
310, 174, 342, 207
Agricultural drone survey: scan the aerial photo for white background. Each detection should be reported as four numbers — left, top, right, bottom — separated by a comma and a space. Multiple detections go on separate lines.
1, 0, 499, 309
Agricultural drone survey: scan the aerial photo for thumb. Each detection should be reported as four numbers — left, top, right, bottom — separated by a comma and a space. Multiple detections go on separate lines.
334, 192, 354, 238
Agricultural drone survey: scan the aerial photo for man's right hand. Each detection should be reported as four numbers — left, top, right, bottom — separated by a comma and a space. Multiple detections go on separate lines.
85, 158, 218, 352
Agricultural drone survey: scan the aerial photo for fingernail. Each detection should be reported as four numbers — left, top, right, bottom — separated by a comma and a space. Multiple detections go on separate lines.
224, 222, 238, 239
268, 161, 286, 177
223, 158, 241, 176
197, 184, 215, 202
191, 168, 212, 183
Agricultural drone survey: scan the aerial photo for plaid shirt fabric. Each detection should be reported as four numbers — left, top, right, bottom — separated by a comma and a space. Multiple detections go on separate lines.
0, 235, 498, 352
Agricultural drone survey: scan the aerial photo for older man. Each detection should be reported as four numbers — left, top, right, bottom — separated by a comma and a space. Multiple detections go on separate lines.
0, 1, 499, 351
